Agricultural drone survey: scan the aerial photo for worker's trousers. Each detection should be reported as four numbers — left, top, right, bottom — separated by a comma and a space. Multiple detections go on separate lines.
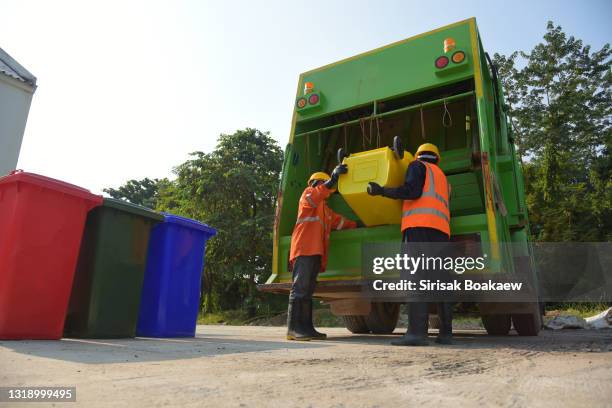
289, 255, 322, 301
402, 227, 453, 321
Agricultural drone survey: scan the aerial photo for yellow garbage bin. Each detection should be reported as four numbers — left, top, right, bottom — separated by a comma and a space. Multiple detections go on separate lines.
338, 146, 413, 226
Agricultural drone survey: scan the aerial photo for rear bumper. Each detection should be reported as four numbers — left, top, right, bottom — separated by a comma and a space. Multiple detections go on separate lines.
258, 281, 540, 315
257, 280, 365, 299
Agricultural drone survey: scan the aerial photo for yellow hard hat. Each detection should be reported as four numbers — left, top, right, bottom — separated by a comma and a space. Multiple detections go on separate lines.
308, 171, 331, 185
415, 143, 440, 161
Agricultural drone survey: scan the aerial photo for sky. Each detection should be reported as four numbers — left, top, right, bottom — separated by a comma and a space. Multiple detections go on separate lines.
2, 0, 611, 193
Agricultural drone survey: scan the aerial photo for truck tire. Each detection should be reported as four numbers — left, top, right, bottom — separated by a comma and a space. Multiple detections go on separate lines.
482, 314, 511, 335
365, 302, 400, 334
342, 315, 369, 334
512, 313, 542, 336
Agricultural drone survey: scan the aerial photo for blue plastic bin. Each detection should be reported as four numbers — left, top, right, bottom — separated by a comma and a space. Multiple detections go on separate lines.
137, 214, 216, 337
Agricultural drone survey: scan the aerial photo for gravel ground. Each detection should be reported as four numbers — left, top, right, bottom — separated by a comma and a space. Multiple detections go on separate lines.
1, 325, 611, 407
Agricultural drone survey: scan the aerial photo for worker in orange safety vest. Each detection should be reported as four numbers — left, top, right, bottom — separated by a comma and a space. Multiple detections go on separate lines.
367, 143, 453, 346
287, 164, 358, 341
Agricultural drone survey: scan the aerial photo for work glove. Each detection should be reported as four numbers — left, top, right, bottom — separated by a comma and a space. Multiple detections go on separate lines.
332, 163, 348, 177
367, 182, 384, 196
324, 164, 348, 189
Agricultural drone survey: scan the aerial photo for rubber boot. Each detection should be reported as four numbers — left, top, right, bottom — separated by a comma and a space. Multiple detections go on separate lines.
435, 302, 453, 345
391, 302, 429, 346
286, 299, 312, 341
304, 300, 327, 339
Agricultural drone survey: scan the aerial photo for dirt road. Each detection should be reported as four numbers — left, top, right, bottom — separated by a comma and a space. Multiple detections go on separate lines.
1, 325, 611, 407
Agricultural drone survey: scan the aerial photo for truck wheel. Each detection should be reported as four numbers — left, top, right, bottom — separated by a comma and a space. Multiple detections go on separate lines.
512, 313, 542, 336
365, 302, 400, 334
482, 314, 511, 335
342, 315, 369, 334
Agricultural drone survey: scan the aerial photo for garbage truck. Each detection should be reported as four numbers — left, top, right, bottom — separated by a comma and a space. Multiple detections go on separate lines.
258, 18, 542, 336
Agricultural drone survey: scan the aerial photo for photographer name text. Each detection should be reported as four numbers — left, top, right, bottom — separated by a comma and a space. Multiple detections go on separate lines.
372, 279, 523, 292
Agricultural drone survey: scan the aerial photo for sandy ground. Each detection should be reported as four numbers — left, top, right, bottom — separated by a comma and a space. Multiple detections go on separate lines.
1, 325, 611, 408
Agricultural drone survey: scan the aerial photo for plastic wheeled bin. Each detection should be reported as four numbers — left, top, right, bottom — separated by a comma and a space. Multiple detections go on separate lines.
64, 198, 163, 338
338, 146, 414, 226
137, 214, 216, 337
0, 171, 102, 340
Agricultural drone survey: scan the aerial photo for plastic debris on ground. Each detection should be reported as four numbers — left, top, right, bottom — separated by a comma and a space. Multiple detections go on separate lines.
545, 308, 612, 330
585, 307, 612, 329
545, 315, 589, 330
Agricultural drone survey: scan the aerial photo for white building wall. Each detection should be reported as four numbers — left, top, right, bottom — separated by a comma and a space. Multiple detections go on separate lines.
0, 75, 34, 176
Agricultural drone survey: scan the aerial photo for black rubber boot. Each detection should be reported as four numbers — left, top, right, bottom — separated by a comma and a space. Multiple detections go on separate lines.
286, 299, 312, 341
391, 302, 429, 346
435, 302, 453, 344
304, 300, 327, 339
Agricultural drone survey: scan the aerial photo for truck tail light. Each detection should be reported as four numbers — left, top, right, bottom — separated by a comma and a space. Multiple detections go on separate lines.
304, 82, 314, 95
308, 94, 319, 105
452, 51, 465, 63
435, 56, 449, 69
444, 38, 456, 53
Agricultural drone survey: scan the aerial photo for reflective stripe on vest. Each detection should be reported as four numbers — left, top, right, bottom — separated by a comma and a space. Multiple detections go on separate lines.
336, 217, 345, 230
296, 216, 324, 227
420, 164, 449, 209
402, 208, 450, 223
305, 193, 317, 208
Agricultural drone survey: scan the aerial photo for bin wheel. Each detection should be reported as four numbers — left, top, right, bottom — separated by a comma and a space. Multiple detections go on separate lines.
365, 302, 400, 334
342, 315, 369, 334
392, 136, 404, 160
512, 313, 542, 336
482, 314, 511, 335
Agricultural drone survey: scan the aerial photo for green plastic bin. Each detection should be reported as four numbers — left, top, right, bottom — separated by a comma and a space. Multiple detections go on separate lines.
64, 198, 163, 338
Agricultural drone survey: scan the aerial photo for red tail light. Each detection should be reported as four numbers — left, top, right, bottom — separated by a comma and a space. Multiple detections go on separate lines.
308, 94, 319, 105
435, 56, 449, 69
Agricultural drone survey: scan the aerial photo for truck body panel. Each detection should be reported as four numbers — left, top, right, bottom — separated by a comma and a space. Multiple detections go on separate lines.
262, 18, 536, 327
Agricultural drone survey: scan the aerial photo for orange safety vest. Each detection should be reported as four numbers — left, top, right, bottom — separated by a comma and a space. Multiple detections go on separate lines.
289, 184, 357, 271
401, 161, 450, 236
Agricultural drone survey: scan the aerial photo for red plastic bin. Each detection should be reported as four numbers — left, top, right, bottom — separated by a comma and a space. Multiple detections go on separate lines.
0, 171, 102, 339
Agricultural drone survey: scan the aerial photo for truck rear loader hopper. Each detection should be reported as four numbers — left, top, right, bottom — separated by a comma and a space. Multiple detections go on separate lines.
258, 18, 543, 336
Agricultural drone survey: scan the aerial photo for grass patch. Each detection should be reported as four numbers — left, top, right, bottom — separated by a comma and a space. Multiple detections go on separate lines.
545, 302, 610, 319
313, 307, 343, 327
452, 316, 484, 329
198, 303, 610, 327
198, 303, 341, 327
198, 310, 251, 325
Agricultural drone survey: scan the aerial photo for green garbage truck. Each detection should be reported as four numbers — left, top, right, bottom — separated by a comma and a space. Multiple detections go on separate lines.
258, 18, 542, 336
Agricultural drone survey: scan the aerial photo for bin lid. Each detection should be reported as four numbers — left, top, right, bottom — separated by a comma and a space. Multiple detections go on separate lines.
0, 170, 103, 204
103, 197, 164, 221
162, 213, 217, 236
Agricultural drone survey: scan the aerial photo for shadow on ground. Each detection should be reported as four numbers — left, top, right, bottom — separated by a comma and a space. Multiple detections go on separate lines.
323, 328, 612, 353
2, 328, 609, 365
0, 334, 328, 365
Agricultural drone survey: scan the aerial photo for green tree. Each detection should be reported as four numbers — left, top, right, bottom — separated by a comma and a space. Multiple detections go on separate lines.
156, 128, 284, 315
493, 22, 611, 241
103, 177, 166, 208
